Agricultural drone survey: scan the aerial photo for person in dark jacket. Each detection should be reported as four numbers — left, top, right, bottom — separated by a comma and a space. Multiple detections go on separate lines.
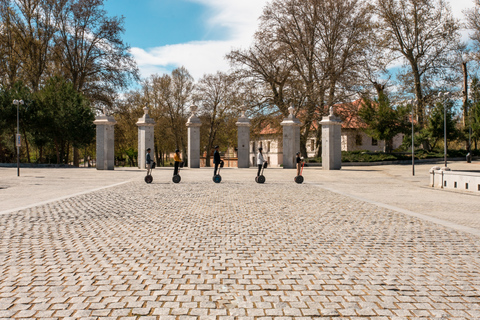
213, 145, 221, 176
296, 152, 303, 176
146, 148, 152, 176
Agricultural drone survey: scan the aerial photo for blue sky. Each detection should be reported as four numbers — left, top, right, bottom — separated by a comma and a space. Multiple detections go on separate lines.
103, 0, 228, 48
103, 0, 269, 80
103, 0, 474, 81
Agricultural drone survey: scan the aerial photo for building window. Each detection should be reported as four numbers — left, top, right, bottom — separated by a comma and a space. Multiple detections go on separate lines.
310, 139, 315, 151
267, 141, 271, 152
355, 134, 362, 146
259, 141, 263, 149
372, 138, 378, 146
252, 142, 255, 152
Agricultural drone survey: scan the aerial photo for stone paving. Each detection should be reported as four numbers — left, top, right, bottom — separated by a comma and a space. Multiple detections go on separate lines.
1, 169, 480, 319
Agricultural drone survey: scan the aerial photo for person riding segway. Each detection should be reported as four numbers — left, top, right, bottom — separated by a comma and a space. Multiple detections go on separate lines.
294, 152, 305, 184
255, 147, 267, 183
172, 149, 183, 183
213, 146, 223, 183
144, 148, 155, 183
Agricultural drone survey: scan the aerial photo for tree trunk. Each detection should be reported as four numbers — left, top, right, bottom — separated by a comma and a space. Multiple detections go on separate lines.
462, 61, 468, 128
22, 128, 31, 163
54, 138, 60, 164
410, 61, 424, 126
73, 147, 80, 167
65, 142, 70, 165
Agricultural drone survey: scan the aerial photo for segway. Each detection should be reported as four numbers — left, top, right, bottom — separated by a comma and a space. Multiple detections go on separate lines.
294, 162, 305, 184
145, 161, 156, 184
255, 162, 267, 184
172, 161, 184, 183
213, 160, 224, 183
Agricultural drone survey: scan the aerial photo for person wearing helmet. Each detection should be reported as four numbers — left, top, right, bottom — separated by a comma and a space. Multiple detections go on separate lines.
173, 149, 182, 176
257, 147, 266, 177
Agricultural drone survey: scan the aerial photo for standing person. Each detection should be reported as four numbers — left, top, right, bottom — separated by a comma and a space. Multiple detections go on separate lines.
296, 152, 303, 176
146, 148, 152, 176
257, 147, 266, 177
173, 149, 182, 176
213, 145, 221, 176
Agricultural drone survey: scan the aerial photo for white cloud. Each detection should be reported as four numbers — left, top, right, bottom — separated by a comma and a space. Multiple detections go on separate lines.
131, 0, 269, 80
131, 0, 475, 81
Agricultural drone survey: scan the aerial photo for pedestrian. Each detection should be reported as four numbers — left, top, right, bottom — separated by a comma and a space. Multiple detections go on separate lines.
296, 152, 303, 176
213, 145, 222, 176
257, 147, 266, 177
146, 148, 152, 176
174, 149, 182, 176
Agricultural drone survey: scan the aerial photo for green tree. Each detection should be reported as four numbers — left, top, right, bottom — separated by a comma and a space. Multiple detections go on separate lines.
34, 76, 95, 164
420, 100, 459, 151
358, 93, 409, 152
0, 81, 32, 162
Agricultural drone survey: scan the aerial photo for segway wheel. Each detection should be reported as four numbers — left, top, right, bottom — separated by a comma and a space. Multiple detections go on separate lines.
257, 175, 266, 184
213, 175, 222, 183
294, 175, 304, 184
255, 176, 258, 183
144, 175, 153, 184
172, 175, 181, 183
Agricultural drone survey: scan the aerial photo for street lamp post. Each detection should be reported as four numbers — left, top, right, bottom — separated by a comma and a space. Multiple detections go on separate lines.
438, 92, 451, 168
13, 99, 24, 177
408, 99, 417, 176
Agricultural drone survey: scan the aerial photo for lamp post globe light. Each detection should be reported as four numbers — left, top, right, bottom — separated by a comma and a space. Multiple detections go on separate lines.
407, 99, 417, 176
438, 92, 451, 168
13, 99, 24, 177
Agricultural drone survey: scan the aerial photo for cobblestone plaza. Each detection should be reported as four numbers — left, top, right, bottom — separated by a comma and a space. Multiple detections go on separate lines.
0, 163, 479, 319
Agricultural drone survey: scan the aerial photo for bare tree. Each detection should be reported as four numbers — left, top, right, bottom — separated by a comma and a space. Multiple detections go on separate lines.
143, 67, 194, 164
375, 0, 461, 126
194, 71, 239, 166
0, 0, 65, 90
54, 0, 138, 109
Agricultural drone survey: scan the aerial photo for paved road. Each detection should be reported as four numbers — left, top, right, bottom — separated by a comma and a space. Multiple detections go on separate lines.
0, 163, 479, 319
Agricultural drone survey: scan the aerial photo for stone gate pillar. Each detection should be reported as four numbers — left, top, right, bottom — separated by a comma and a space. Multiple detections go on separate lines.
236, 107, 251, 168
94, 109, 116, 170
320, 107, 342, 170
280, 106, 301, 169
186, 105, 201, 168
136, 107, 156, 169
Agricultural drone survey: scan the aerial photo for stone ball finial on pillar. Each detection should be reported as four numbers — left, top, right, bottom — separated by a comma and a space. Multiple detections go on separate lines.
281, 106, 301, 169
288, 106, 295, 118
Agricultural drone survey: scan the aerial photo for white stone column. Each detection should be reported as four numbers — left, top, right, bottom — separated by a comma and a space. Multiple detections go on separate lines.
236, 107, 251, 168
186, 105, 201, 168
94, 110, 116, 170
280, 106, 301, 169
320, 107, 342, 170
136, 107, 156, 169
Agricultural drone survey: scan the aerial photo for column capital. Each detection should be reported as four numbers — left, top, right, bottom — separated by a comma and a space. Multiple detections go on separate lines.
136, 106, 156, 127
94, 114, 116, 125
186, 106, 202, 127
280, 107, 301, 127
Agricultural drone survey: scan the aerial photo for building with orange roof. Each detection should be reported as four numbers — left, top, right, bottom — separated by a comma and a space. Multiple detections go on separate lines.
248, 99, 405, 167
